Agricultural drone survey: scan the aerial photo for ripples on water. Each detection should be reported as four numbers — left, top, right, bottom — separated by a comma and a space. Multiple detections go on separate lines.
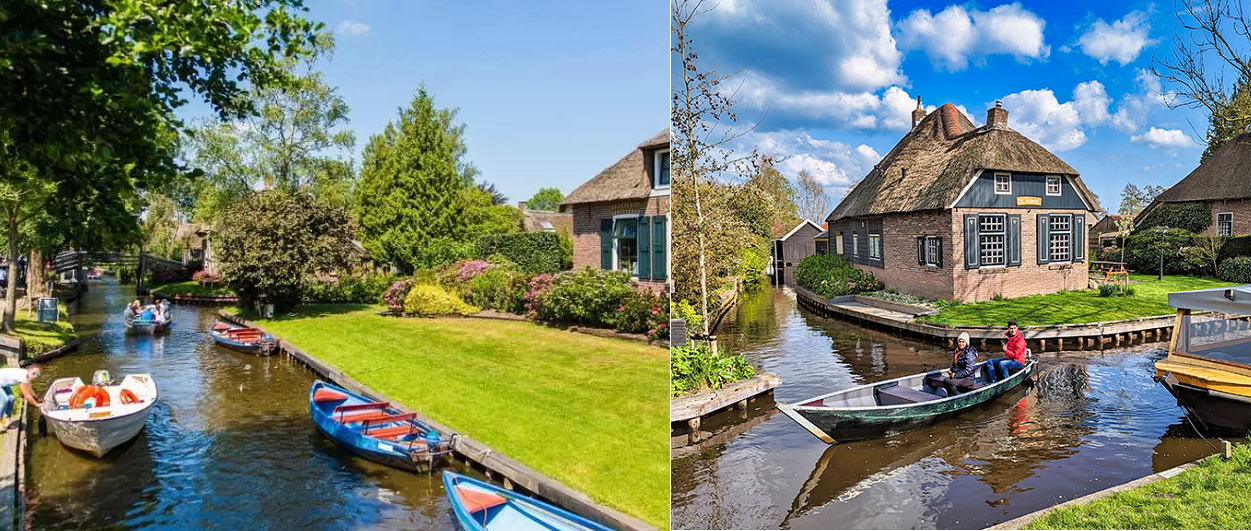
26, 281, 462, 530
671, 287, 1244, 530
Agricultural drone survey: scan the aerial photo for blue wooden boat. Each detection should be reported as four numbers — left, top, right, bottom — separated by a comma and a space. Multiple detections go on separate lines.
208, 320, 272, 355
309, 381, 455, 472
443, 471, 614, 531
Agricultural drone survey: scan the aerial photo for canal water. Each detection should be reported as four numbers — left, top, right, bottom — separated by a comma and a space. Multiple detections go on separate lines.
672, 287, 1245, 530
26, 280, 465, 530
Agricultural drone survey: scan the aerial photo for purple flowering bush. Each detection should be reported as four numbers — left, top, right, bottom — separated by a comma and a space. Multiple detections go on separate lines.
382, 279, 414, 314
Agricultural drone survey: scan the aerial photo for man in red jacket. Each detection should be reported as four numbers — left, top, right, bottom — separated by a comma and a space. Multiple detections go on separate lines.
987, 320, 1028, 383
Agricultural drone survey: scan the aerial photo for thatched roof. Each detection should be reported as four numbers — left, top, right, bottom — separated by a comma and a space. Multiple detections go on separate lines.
1138, 131, 1251, 219
828, 104, 1096, 222
174, 223, 210, 247
523, 208, 572, 234
562, 128, 669, 206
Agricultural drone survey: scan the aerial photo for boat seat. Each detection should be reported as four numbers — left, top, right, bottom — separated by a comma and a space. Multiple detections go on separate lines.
336, 410, 393, 424
362, 413, 417, 428
956, 382, 984, 392
313, 389, 348, 403
876, 385, 937, 405
335, 402, 389, 413
368, 425, 420, 439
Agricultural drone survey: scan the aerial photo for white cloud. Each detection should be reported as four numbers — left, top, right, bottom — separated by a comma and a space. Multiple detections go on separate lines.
732, 76, 969, 133
896, 3, 1049, 71
1071, 80, 1111, 126
1112, 69, 1171, 134
1130, 127, 1193, 151
739, 130, 882, 199
1076, 11, 1157, 66
995, 81, 1110, 152
337, 20, 370, 36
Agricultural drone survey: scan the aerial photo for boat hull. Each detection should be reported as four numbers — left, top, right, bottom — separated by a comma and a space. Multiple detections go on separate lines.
44, 404, 154, 457
781, 361, 1035, 444
308, 381, 453, 473
41, 375, 158, 457
443, 471, 613, 531
1157, 376, 1251, 435
208, 327, 269, 355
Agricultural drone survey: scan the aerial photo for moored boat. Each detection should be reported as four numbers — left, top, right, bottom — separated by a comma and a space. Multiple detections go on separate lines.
40, 371, 158, 457
443, 471, 614, 531
1154, 285, 1251, 434
309, 381, 455, 472
780, 359, 1036, 444
208, 319, 273, 354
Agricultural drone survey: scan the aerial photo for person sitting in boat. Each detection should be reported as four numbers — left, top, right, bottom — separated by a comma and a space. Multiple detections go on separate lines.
0, 364, 43, 432
986, 320, 1029, 383
927, 332, 979, 396
139, 304, 156, 321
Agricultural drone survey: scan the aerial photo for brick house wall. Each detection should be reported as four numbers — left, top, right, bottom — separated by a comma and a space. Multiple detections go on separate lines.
1205, 198, 1251, 236
569, 195, 670, 293
950, 208, 1090, 302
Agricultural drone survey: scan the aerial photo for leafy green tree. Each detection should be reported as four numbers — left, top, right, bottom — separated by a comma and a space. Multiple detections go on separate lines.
215, 190, 355, 312
526, 188, 565, 211
1202, 71, 1251, 162
744, 159, 800, 236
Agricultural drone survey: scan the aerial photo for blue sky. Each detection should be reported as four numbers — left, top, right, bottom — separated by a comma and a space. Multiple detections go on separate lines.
183, 0, 669, 206
685, 0, 1233, 215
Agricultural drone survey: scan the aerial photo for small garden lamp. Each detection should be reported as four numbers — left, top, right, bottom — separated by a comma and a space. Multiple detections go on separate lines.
1158, 225, 1169, 281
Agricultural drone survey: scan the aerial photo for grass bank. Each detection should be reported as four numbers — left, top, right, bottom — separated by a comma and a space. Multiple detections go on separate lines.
1025, 445, 1251, 529
244, 304, 669, 529
919, 274, 1235, 326
11, 301, 75, 355
150, 280, 234, 297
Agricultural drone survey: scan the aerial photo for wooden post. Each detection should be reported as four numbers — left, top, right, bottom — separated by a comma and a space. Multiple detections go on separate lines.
1224, 440, 1233, 460
687, 418, 701, 444
1039, 339, 1046, 352
1168, 310, 1186, 356
504, 477, 514, 490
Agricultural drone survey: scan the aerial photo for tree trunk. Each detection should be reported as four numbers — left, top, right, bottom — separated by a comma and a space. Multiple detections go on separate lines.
3, 206, 18, 332
26, 249, 43, 300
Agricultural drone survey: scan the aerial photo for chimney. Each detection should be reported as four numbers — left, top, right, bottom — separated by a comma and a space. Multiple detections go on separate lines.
987, 101, 1008, 128
911, 95, 926, 128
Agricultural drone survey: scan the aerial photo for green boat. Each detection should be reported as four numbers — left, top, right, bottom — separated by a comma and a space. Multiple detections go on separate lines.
779, 360, 1036, 444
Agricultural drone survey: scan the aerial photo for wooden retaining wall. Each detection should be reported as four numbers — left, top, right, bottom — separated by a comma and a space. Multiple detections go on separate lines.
671, 372, 781, 445
153, 292, 238, 305
794, 287, 1178, 353
219, 312, 655, 531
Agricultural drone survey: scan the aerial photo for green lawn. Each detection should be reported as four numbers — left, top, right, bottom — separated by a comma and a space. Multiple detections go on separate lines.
12, 301, 75, 355
918, 274, 1236, 327
150, 280, 234, 297
1026, 445, 1251, 529
247, 304, 670, 529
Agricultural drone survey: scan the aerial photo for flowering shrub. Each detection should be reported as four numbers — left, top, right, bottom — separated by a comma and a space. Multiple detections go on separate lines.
383, 279, 414, 314
403, 284, 479, 317
523, 274, 555, 315
614, 290, 669, 335
465, 264, 528, 314
534, 268, 635, 327
304, 273, 396, 304
457, 259, 489, 281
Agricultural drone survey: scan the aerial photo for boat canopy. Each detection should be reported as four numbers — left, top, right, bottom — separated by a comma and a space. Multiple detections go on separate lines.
1169, 285, 1251, 314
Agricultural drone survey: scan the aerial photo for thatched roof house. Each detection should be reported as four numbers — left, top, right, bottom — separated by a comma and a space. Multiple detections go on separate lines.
1137, 131, 1251, 236
823, 100, 1098, 302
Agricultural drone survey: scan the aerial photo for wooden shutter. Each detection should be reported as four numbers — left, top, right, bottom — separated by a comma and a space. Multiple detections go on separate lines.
1073, 214, 1086, 262
917, 237, 925, 266
1008, 214, 1022, 266
652, 216, 668, 280
964, 215, 979, 269
637, 216, 651, 279
1037, 214, 1050, 264
936, 238, 943, 268
600, 218, 613, 270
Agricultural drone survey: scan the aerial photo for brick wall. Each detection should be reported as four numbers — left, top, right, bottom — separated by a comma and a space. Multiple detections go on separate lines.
568, 195, 670, 294
842, 210, 955, 301
1206, 199, 1251, 236
951, 208, 1090, 302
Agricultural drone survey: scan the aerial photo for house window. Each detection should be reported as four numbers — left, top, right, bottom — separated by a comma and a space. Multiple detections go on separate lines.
836, 233, 844, 254
1218, 213, 1233, 236
613, 217, 638, 275
852, 233, 859, 257
979, 214, 1006, 266
869, 234, 881, 260
925, 237, 940, 266
654, 149, 670, 189
1049, 215, 1072, 262
994, 173, 1011, 195
1046, 176, 1061, 196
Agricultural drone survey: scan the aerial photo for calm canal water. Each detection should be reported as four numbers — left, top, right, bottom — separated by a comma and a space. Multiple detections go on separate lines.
26, 280, 465, 530
672, 287, 1244, 530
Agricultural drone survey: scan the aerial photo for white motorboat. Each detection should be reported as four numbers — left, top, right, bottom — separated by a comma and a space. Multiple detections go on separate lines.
40, 371, 158, 457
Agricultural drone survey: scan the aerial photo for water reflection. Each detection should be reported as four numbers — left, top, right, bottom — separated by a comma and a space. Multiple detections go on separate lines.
672, 287, 1247, 530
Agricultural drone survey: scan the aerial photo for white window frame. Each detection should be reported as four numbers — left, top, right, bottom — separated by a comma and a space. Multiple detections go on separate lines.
836, 232, 844, 254
994, 173, 1012, 195
1048, 214, 1073, 263
1045, 176, 1062, 196
925, 236, 940, 267
869, 234, 881, 260
610, 214, 640, 278
653, 149, 670, 190
1218, 212, 1233, 236
979, 214, 1007, 267
852, 233, 859, 257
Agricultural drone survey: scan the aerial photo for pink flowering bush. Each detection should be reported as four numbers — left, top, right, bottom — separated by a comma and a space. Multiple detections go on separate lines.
382, 279, 414, 314
457, 259, 489, 281
523, 273, 556, 315
614, 290, 669, 334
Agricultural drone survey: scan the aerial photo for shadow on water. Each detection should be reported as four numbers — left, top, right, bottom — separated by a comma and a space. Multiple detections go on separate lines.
26, 280, 464, 530
672, 287, 1248, 530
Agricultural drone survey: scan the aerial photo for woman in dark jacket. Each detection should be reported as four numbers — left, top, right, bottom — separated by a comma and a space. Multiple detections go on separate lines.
928, 332, 979, 396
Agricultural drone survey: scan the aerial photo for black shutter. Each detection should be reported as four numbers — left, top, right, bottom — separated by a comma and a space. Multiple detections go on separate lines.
1037, 214, 1050, 264
964, 215, 979, 269
936, 237, 943, 268
637, 216, 651, 279
1073, 214, 1085, 262
917, 236, 925, 266
600, 218, 613, 270
1008, 214, 1022, 266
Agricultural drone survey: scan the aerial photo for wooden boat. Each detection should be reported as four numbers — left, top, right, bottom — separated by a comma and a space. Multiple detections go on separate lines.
780, 359, 1036, 444
1154, 285, 1251, 434
40, 372, 158, 457
308, 381, 455, 472
124, 304, 171, 333
208, 320, 273, 354
443, 471, 613, 531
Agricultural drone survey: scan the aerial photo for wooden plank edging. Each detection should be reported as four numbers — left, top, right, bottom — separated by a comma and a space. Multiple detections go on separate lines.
218, 311, 656, 531
670, 372, 781, 422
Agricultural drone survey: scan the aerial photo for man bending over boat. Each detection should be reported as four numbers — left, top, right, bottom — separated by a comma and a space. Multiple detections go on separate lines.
986, 320, 1028, 383
0, 364, 43, 432
927, 332, 979, 396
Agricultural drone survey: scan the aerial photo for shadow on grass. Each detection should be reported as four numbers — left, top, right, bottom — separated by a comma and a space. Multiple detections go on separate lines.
237, 303, 376, 322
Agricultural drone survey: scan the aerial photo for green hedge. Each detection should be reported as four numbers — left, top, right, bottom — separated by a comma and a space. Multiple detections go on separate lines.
793, 254, 883, 298
1218, 257, 1251, 283
1220, 235, 1251, 262
475, 232, 565, 274
1136, 202, 1212, 234
1123, 227, 1206, 275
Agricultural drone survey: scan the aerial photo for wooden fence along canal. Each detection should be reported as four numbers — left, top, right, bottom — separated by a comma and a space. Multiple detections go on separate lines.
218, 312, 654, 531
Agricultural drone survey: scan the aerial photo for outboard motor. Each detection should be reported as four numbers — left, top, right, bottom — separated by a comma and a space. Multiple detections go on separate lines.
92, 370, 111, 386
